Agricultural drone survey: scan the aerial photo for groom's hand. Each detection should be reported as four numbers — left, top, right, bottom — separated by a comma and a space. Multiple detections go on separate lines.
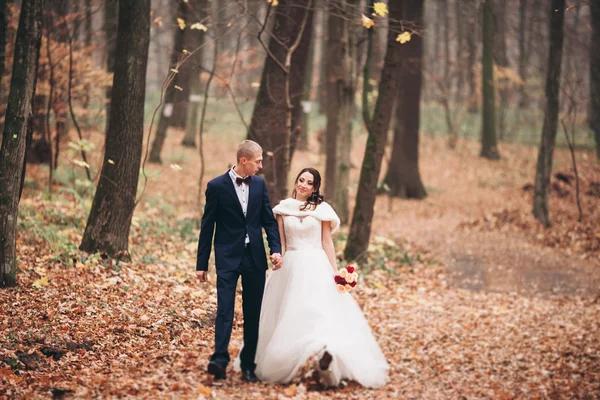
196, 271, 208, 283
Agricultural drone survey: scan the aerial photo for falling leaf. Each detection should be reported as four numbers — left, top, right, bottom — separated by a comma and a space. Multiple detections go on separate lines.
361, 14, 374, 29
72, 160, 90, 169
108, 159, 115, 165
190, 23, 208, 32
174, 85, 183, 91
177, 18, 186, 30
32, 277, 49, 289
267, 0, 279, 6
170, 164, 183, 172
170, 68, 179, 74
373, 2, 389, 16
153, 16, 163, 27
396, 32, 411, 44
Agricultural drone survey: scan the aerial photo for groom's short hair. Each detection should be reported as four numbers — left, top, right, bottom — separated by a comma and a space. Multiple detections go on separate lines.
237, 140, 263, 161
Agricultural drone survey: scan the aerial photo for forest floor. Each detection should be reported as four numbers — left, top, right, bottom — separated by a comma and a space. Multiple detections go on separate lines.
1, 128, 599, 399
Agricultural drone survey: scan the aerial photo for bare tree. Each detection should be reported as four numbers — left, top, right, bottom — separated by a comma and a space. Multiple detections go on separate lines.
0, 0, 8, 101
0, 0, 44, 287
104, 0, 118, 122
181, 0, 209, 148
149, 0, 186, 163
591, 0, 600, 160
480, 0, 500, 159
247, 0, 314, 205
80, 0, 150, 258
532, 0, 565, 226
466, 0, 479, 113
383, 0, 426, 199
492, 0, 509, 140
518, 0, 529, 108
344, 0, 403, 262
325, 0, 356, 224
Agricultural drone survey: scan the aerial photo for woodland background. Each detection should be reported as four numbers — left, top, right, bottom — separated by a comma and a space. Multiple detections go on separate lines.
0, 0, 599, 398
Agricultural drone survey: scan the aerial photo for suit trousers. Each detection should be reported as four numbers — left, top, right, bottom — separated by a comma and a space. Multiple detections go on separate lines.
211, 246, 266, 371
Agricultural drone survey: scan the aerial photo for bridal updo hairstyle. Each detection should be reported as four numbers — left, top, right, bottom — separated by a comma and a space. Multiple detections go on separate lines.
292, 167, 324, 211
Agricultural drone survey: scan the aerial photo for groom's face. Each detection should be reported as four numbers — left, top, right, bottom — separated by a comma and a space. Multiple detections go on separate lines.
242, 152, 263, 176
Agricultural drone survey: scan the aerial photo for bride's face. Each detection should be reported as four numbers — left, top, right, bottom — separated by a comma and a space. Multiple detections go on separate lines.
295, 172, 315, 201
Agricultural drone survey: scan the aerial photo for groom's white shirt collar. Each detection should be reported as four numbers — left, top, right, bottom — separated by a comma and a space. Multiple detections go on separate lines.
229, 166, 247, 180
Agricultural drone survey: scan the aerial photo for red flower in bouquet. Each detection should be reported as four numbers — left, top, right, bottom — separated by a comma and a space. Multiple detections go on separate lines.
334, 265, 359, 292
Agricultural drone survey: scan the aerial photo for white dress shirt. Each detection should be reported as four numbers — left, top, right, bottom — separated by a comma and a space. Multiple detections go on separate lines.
229, 167, 250, 244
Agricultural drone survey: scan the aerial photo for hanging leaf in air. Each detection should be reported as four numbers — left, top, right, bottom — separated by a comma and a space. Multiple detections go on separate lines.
361, 14, 375, 29
190, 23, 208, 31
373, 2, 389, 16
396, 32, 411, 44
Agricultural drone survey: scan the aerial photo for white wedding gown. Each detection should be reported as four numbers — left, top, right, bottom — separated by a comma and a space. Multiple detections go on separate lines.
253, 198, 389, 388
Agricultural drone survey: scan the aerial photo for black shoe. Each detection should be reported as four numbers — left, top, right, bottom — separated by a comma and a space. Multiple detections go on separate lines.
319, 351, 333, 371
241, 369, 259, 383
207, 361, 227, 380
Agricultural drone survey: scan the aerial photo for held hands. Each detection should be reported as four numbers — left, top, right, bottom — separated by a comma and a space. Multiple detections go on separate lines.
270, 253, 283, 270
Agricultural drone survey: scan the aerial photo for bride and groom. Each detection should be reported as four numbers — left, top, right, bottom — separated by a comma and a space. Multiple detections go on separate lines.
195, 140, 389, 388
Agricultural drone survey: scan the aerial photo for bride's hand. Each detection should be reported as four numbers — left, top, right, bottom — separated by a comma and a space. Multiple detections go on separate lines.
270, 253, 283, 270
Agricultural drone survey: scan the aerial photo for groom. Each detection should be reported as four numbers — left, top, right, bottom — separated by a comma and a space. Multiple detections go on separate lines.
196, 140, 282, 383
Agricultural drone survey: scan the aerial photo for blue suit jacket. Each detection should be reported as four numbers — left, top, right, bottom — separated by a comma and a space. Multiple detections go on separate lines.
196, 172, 281, 272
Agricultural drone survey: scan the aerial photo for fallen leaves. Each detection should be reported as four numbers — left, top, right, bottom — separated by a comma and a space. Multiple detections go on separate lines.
2, 131, 599, 399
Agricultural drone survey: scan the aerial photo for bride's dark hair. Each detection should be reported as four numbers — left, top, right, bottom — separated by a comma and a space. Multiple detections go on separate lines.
292, 167, 324, 210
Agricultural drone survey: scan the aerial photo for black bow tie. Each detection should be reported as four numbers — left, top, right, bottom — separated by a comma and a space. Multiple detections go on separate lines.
236, 176, 251, 186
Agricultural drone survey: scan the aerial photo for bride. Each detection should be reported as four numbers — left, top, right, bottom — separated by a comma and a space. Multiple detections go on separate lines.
253, 167, 389, 388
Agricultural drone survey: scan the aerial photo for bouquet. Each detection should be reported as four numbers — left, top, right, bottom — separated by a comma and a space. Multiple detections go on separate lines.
334, 265, 359, 292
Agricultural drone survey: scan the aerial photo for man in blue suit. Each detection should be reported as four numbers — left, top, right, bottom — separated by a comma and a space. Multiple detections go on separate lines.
196, 140, 282, 383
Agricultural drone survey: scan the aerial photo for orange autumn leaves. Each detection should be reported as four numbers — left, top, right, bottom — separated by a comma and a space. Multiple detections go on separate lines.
361, 2, 412, 44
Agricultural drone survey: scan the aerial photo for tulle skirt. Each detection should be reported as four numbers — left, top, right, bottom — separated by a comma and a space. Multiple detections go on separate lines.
253, 246, 389, 388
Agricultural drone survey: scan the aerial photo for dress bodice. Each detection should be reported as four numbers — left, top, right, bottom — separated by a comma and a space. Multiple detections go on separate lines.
284, 215, 323, 251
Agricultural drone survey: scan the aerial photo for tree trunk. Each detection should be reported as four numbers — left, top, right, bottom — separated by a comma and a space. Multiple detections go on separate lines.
298, 8, 318, 152
315, 0, 327, 117
325, 0, 355, 225
466, 0, 478, 113
0, 0, 7, 100
80, 0, 150, 258
104, 0, 118, 123
383, 0, 426, 200
455, 0, 464, 102
590, 0, 600, 160
344, 0, 403, 262
172, 1, 204, 128
368, 3, 386, 93
480, 0, 500, 160
149, 0, 186, 163
247, 0, 313, 205
518, 0, 528, 108
0, 0, 43, 288
181, 0, 207, 148
492, 0, 509, 140
532, 0, 565, 226
181, 70, 202, 148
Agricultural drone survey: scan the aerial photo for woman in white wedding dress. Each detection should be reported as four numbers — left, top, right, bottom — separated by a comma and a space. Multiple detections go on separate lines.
253, 167, 389, 388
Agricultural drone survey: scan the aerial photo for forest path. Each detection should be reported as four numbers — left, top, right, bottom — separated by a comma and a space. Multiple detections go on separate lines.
365, 138, 600, 298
